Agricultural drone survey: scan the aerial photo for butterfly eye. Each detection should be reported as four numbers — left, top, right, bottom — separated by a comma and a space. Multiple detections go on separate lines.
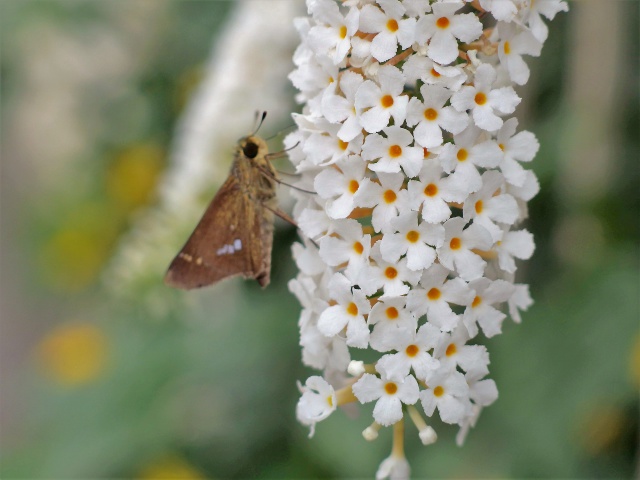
243, 141, 259, 159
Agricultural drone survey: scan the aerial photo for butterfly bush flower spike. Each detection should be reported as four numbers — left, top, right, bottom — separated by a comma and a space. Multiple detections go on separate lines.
289, 0, 566, 476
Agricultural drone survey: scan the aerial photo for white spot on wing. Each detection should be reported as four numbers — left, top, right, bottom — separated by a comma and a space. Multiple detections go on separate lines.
216, 239, 243, 256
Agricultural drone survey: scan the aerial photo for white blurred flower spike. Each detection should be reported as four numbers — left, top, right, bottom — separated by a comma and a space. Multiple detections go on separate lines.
290, 0, 566, 473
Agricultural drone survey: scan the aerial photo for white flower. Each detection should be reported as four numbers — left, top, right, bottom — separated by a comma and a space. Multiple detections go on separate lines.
455, 404, 481, 446
355, 65, 408, 134
301, 117, 363, 167
369, 296, 418, 352
379, 211, 444, 271
318, 219, 372, 280
405, 263, 472, 331
355, 172, 410, 233
478, 0, 518, 22
353, 371, 420, 426
463, 278, 515, 338
359, 242, 421, 297
496, 22, 542, 85
506, 168, 540, 203
359, 0, 416, 62
407, 162, 467, 224
462, 170, 520, 242
496, 118, 539, 187
438, 124, 503, 194
508, 283, 534, 324
402, 0, 432, 18
420, 366, 471, 424
415, 1, 483, 65
293, 240, 327, 277
495, 228, 535, 274
402, 54, 467, 91
314, 155, 367, 218
522, 0, 569, 43
437, 217, 493, 282
297, 205, 334, 240
317, 272, 372, 347
406, 84, 469, 148
376, 322, 441, 382
308, 0, 359, 64
455, 372, 499, 445
376, 454, 411, 480
362, 125, 424, 177
321, 70, 364, 141
433, 326, 490, 379
290, 54, 339, 110
451, 63, 521, 132
296, 376, 337, 437
301, 323, 351, 371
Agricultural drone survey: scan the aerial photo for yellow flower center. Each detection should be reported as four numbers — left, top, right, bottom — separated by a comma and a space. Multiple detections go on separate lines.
385, 266, 398, 279
346, 302, 359, 316
385, 382, 398, 394
386, 306, 399, 319
388, 144, 403, 158
381, 94, 394, 108
405, 344, 419, 357
383, 189, 397, 203
386, 19, 399, 33
424, 183, 438, 197
475, 92, 487, 105
406, 230, 420, 243
424, 108, 438, 121
427, 287, 441, 300
450, 237, 462, 250
436, 17, 450, 29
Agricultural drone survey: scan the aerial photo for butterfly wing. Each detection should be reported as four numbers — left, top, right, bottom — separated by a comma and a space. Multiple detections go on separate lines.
164, 174, 274, 289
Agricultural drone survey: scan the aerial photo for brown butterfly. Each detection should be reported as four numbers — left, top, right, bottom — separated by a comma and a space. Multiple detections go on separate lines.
164, 114, 283, 289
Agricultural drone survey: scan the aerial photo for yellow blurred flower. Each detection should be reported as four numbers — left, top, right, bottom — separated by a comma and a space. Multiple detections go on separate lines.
106, 143, 164, 211
37, 322, 109, 386
39, 201, 120, 292
137, 454, 205, 480
575, 403, 627, 456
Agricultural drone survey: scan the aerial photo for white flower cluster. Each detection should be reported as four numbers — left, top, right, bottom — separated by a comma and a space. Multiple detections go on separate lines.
287, 0, 566, 475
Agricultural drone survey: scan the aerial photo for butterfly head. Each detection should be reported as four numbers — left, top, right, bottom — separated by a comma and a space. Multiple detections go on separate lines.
240, 135, 269, 163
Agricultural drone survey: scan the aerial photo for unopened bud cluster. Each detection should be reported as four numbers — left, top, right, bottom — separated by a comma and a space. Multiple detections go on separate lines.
286, 0, 566, 476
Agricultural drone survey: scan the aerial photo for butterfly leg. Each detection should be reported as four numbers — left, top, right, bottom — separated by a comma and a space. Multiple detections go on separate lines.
261, 203, 319, 249
256, 165, 315, 194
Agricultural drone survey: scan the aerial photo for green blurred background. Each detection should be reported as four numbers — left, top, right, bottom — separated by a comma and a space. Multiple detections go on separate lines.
0, 1, 638, 478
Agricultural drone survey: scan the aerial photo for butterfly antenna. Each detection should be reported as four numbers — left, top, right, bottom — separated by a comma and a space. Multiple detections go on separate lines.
264, 123, 296, 141
251, 111, 268, 136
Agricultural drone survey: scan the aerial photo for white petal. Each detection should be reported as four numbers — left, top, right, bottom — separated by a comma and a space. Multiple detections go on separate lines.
318, 304, 349, 337
371, 31, 399, 62
373, 395, 404, 426
353, 372, 383, 401
428, 30, 458, 65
